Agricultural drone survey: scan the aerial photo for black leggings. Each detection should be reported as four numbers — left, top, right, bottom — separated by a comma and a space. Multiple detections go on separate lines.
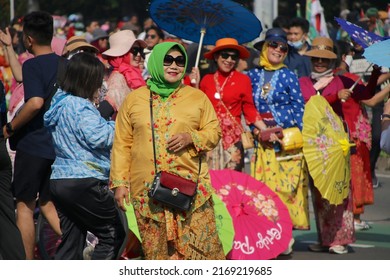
51, 178, 127, 260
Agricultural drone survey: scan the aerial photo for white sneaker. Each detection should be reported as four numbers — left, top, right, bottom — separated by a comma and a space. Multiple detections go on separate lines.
329, 245, 348, 254
280, 238, 294, 255
354, 220, 371, 231
372, 177, 381, 189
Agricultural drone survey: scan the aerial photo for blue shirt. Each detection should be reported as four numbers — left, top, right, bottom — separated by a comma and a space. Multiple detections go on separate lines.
247, 67, 305, 129
44, 90, 115, 181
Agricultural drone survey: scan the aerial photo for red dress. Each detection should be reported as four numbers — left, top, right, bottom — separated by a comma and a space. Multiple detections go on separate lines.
333, 69, 376, 214
200, 70, 262, 171
200, 70, 261, 150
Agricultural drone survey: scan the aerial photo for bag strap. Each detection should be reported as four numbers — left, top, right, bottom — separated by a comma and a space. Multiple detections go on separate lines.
149, 91, 201, 180
218, 99, 244, 133
44, 56, 68, 112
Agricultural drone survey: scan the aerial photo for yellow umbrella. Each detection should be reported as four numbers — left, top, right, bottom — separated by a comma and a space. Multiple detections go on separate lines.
302, 95, 353, 205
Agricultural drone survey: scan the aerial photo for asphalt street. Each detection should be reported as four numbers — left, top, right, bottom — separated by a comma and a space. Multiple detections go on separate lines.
244, 157, 390, 260
279, 171, 390, 260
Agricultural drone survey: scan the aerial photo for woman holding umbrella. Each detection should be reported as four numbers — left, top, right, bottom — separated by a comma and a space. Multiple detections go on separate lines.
109, 42, 225, 260
198, 38, 267, 171
334, 40, 390, 231
247, 28, 308, 254
299, 37, 381, 254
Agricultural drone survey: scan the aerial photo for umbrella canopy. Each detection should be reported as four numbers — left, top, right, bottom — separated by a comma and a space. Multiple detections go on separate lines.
302, 95, 353, 205
363, 39, 390, 68
209, 169, 293, 260
334, 17, 385, 48
149, 0, 262, 45
211, 194, 235, 255
124, 195, 235, 256
149, 0, 262, 68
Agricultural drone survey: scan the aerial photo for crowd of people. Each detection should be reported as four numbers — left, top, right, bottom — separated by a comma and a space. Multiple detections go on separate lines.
0, 4, 390, 260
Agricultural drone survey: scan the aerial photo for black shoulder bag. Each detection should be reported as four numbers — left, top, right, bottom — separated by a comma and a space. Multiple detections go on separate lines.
147, 91, 201, 211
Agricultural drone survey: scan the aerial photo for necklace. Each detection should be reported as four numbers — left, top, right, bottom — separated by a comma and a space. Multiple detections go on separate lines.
260, 70, 274, 100
214, 71, 233, 100
261, 83, 271, 99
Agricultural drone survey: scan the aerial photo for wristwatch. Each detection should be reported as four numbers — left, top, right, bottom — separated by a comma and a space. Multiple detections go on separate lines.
381, 114, 390, 121
5, 122, 14, 134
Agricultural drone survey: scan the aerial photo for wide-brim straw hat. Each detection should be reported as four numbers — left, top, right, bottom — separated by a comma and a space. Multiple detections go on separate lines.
378, 10, 388, 20
304, 37, 337, 59
102, 30, 147, 57
63, 36, 98, 54
204, 38, 250, 60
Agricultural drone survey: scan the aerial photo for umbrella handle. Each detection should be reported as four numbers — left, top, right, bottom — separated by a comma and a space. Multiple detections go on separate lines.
194, 28, 206, 70
343, 63, 374, 102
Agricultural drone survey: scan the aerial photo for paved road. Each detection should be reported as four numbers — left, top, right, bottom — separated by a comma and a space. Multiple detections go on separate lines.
243, 160, 390, 260
279, 172, 390, 260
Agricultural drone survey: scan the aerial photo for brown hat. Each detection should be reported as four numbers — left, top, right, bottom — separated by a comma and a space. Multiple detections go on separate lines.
378, 10, 388, 20
63, 36, 98, 55
304, 37, 337, 59
204, 38, 250, 60
102, 30, 147, 57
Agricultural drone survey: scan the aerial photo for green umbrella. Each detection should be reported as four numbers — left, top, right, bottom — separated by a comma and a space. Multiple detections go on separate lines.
212, 194, 235, 255
124, 203, 141, 241
124, 194, 235, 255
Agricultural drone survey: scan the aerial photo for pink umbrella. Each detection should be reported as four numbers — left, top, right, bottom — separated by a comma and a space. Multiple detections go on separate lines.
209, 170, 293, 260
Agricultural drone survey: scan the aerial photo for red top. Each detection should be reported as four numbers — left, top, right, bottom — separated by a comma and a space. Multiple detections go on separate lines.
200, 69, 261, 149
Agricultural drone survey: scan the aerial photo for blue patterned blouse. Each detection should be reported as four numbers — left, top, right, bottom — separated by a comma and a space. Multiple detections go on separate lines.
247, 67, 305, 130
44, 89, 115, 181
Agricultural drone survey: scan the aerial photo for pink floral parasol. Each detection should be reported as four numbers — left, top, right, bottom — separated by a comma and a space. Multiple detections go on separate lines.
209, 170, 293, 260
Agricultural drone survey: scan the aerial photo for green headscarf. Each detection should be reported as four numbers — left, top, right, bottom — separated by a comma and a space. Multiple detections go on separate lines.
146, 42, 188, 99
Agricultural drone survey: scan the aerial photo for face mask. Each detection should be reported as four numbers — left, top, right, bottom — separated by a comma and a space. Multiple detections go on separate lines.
288, 40, 304, 50
344, 55, 353, 68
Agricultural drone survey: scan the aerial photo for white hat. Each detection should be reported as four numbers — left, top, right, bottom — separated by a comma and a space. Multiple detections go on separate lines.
102, 30, 146, 57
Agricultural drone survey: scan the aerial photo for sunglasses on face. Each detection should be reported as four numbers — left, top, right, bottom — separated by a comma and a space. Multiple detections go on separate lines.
163, 55, 186, 67
311, 57, 331, 63
219, 51, 239, 61
145, 34, 157, 39
268, 41, 288, 53
130, 47, 145, 59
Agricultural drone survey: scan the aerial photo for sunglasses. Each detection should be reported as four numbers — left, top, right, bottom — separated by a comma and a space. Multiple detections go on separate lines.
268, 41, 288, 53
219, 51, 239, 61
311, 57, 331, 62
130, 47, 145, 59
145, 34, 157, 39
163, 55, 186, 67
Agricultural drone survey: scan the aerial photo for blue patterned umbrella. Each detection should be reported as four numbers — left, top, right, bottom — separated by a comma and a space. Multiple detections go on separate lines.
149, 0, 262, 67
334, 17, 385, 48
364, 39, 390, 68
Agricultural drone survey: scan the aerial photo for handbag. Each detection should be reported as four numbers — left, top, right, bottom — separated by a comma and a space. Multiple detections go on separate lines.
149, 171, 197, 211
147, 91, 200, 211
241, 130, 254, 150
218, 99, 254, 150
259, 126, 284, 142
282, 127, 303, 151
